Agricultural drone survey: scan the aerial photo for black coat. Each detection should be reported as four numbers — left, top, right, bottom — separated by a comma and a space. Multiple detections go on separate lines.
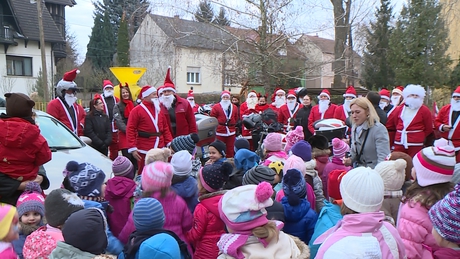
295, 105, 313, 140
84, 110, 112, 152
266, 200, 285, 223
373, 105, 388, 125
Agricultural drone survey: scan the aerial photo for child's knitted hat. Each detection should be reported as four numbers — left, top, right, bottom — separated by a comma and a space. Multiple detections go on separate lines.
199, 162, 232, 192
242, 165, 276, 185
234, 138, 250, 153
16, 182, 45, 219
141, 161, 174, 192
171, 133, 199, 154
332, 138, 349, 158
219, 182, 274, 233
67, 161, 106, 197
374, 159, 407, 191
44, 189, 84, 227
263, 133, 283, 152
328, 169, 348, 201
429, 183, 460, 245
0, 203, 17, 240
145, 148, 171, 164
412, 145, 456, 187
283, 155, 306, 176
283, 169, 307, 206
289, 140, 312, 162
171, 150, 193, 176
284, 126, 304, 152
133, 198, 165, 232
112, 156, 134, 179
210, 140, 227, 157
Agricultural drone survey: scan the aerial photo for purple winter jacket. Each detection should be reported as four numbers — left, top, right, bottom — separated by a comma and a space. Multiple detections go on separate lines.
105, 176, 136, 238
118, 190, 193, 253
322, 157, 352, 199
315, 211, 406, 258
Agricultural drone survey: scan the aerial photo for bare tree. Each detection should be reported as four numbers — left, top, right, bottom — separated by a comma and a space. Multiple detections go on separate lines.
0, 71, 17, 95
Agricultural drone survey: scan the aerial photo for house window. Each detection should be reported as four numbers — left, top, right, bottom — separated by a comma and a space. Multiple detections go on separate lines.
187, 67, 200, 84
6, 56, 33, 76
224, 72, 237, 86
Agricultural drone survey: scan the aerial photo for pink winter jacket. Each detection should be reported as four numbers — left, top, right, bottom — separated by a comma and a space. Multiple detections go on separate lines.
397, 200, 441, 259
118, 190, 193, 252
314, 211, 406, 258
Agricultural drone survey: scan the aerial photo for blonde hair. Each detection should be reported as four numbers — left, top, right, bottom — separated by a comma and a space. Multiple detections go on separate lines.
252, 221, 280, 243
340, 203, 359, 216
349, 97, 380, 127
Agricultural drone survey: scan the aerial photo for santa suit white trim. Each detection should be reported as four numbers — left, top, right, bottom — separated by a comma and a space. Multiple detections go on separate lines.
101, 95, 118, 132
138, 103, 160, 152
57, 98, 78, 134
447, 106, 460, 151
216, 103, 236, 137
395, 106, 423, 148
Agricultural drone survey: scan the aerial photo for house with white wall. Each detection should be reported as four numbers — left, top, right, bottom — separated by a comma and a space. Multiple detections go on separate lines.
0, 0, 74, 97
130, 14, 242, 94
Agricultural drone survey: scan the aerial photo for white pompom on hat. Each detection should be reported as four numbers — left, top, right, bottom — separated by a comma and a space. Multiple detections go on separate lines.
374, 159, 407, 191
403, 84, 426, 99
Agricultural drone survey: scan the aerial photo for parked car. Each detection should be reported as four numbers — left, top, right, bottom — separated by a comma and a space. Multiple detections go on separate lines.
0, 108, 113, 193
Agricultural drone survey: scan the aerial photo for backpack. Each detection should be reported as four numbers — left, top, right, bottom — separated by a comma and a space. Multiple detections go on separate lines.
308, 200, 343, 258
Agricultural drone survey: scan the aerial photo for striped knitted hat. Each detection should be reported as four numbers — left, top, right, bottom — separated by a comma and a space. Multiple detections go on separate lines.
141, 162, 173, 192
429, 184, 460, 244
133, 198, 165, 232
242, 165, 276, 185
170, 133, 199, 155
412, 145, 455, 187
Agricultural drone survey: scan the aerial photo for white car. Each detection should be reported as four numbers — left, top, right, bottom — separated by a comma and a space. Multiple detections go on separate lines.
0, 108, 113, 193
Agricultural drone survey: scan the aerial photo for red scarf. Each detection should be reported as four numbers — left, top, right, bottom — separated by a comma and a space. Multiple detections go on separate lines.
122, 99, 134, 118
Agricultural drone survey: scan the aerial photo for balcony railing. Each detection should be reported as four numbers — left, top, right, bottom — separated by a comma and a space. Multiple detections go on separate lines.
0, 27, 15, 43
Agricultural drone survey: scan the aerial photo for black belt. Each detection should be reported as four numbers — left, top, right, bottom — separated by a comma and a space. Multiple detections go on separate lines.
138, 131, 161, 138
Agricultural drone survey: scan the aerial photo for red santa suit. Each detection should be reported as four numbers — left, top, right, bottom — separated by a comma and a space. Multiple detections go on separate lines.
47, 69, 86, 136
333, 86, 356, 122
255, 103, 269, 113
158, 68, 197, 138
387, 85, 433, 158
278, 90, 302, 131
186, 90, 200, 114
127, 86, 173, 173
101, 79, 120, 160
210, 90, 239, 158
240, 91, 259, 149
435, 87, 460, 162
308, 89, 337, 134
268, 88, 286, 114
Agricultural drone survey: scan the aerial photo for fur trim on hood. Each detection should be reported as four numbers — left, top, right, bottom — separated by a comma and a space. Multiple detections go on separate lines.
289, 234, 311, 259
198, 190, 227, 201
312, 147, 330, 158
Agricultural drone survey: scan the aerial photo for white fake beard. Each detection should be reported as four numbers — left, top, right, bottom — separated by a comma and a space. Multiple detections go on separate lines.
188, 99, 195, 107
391, 95, 401, 106
220, 100, 231, 110
247, 97, 258, 109
318, 99, 330, 114
65, 94, 77, 107
405, 97, 423, 110
103, 89, 114, 97
379, 101, 388, 110
287, 100, 296, 110
451, 98, 460, 111
161, 95, 175, 110
274, 96, 286, 108
151, 98, 161, 112
343, 99, 353, 112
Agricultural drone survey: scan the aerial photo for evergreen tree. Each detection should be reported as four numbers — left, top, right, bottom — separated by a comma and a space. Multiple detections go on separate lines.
450, 58, 460, 90
362, 0, 394, 90
86, 12, 115, 71
33, 68, 46, 100
389, 0, 451, 87
117, 14, 130, 66
213, 7, 231, 26
195, 1, 214, 23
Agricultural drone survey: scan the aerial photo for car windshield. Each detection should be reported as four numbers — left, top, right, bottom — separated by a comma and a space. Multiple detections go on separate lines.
37, 115, 84, 149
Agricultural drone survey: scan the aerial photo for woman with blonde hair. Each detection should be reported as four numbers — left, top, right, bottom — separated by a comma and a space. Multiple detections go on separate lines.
343, 97, 390, 169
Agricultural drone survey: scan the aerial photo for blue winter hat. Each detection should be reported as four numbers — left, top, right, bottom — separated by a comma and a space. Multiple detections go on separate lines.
283, 169, 307, 206
133, 198, 165, 232
290, 140, 312, 162
68, 162, 106, 197
234, 149, 260, 171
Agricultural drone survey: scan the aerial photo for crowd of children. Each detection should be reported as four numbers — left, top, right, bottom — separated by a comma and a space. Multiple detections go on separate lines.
2, 128, 460, 259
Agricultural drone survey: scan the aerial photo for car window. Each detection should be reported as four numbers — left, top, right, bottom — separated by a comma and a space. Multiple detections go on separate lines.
37, 115, 83, 148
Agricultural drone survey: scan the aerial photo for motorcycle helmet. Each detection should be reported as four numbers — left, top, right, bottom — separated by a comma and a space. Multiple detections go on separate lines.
243, 113, 262, 130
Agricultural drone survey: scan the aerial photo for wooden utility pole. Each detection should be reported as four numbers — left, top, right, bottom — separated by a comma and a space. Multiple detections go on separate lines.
36, 0, 49, 101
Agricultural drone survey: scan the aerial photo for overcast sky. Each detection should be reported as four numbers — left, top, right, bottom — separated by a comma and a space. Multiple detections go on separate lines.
66, 0, 404, 64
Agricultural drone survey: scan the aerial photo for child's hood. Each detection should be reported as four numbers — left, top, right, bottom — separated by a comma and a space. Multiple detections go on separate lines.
199, 191, 226, 217
0, 118, 41, 148
172, 176, 198, 199
281, 197, 313, 222
105, 177, 136, 198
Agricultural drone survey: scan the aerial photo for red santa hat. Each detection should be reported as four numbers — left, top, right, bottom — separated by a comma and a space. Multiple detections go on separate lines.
140, 86, 157, 99
318, 89, 330, 100
379, 88, 391, 100
56, 69, 79, 96
343, 86, 357, 98
63, 69, 79, 82
392, 86, 404, 96
162, 67, 176, 93
221, 90, 231, 99
102, 80, 114, 90
287, 89, 296, 98
452, 86, 460, 97
403, 84, 425, 99
187, 89, 194, 99
247, 90, 257, 98
271, 87, 285, 102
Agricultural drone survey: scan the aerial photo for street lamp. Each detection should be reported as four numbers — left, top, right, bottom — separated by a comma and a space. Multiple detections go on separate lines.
30, 0, 49, 102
